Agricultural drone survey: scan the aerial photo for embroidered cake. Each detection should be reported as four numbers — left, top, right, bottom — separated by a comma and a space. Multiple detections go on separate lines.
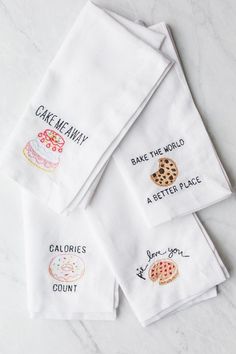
149, 259, 178, 285
23, 129, 65, 172
49, 254, 85, 282
150, 157, 178, 187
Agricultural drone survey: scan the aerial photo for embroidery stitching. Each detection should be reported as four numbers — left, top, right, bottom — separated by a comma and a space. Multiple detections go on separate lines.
48, 254, 85, 282
150, 157, 178, 187
148, 259, 178, 285
136, 248, 189, 283
23, 129, 65, 172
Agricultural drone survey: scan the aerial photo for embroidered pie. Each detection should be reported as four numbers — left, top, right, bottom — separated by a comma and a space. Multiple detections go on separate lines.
149, 259, 178, 285
150, 157, 178, 187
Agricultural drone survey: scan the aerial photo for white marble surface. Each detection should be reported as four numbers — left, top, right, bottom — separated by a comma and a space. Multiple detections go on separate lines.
0, 0, 236, 353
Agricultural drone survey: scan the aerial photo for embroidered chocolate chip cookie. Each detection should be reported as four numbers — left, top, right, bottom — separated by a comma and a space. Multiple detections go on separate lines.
150, 157, 178, 187
149, 259, 178, 285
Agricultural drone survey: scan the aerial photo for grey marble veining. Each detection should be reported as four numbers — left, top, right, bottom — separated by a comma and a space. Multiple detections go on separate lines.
0, 0, 236, 353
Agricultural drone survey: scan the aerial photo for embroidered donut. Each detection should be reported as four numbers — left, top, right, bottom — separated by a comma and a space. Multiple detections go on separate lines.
150, 157, 178, 187
149, 259, 178, 285
49, 254, 85, 282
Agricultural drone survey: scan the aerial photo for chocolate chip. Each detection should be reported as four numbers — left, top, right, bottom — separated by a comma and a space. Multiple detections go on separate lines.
171, 168, 176, 172
159, 168, 164, 174
152, 173, 156, 177
165, 159, 169, 163
169, 175, 173, 180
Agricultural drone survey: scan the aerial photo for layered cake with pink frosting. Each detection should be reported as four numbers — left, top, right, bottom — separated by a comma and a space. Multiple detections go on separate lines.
23, 129, 65, 172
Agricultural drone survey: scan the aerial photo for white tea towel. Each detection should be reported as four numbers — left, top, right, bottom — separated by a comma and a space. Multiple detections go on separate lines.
113, 22, 231, 227
22, 178, 221, 323
86, 159, 229, 326
22, 186, 219, 322
0, 1, 172, 214
22, 191, 118, 320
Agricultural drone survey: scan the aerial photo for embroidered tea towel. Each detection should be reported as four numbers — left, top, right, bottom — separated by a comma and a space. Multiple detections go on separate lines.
22, 191, 118, 320
0, 1, 172, 214
113, 22, 232, 227
86, 159, 229, 326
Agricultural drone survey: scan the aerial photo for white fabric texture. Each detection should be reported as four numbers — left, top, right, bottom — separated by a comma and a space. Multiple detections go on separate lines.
112, 22, 231, 227
22, 160, 227, 324
0, 1, 172, 214
0, 2, 230, 326
22, 191, 118, 320
86, 159, 229, 327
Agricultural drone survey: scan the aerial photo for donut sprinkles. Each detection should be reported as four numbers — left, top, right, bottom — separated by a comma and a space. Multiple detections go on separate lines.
48, 254, 85, 282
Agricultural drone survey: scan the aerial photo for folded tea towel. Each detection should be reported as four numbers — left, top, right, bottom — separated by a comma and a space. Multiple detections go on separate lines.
0, 1, 172, 214
0, 3, 229, 327
112, 22, 231, 227
86, 159, 229, 326
22, 191, 118, 320
22, 173, 224, 323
